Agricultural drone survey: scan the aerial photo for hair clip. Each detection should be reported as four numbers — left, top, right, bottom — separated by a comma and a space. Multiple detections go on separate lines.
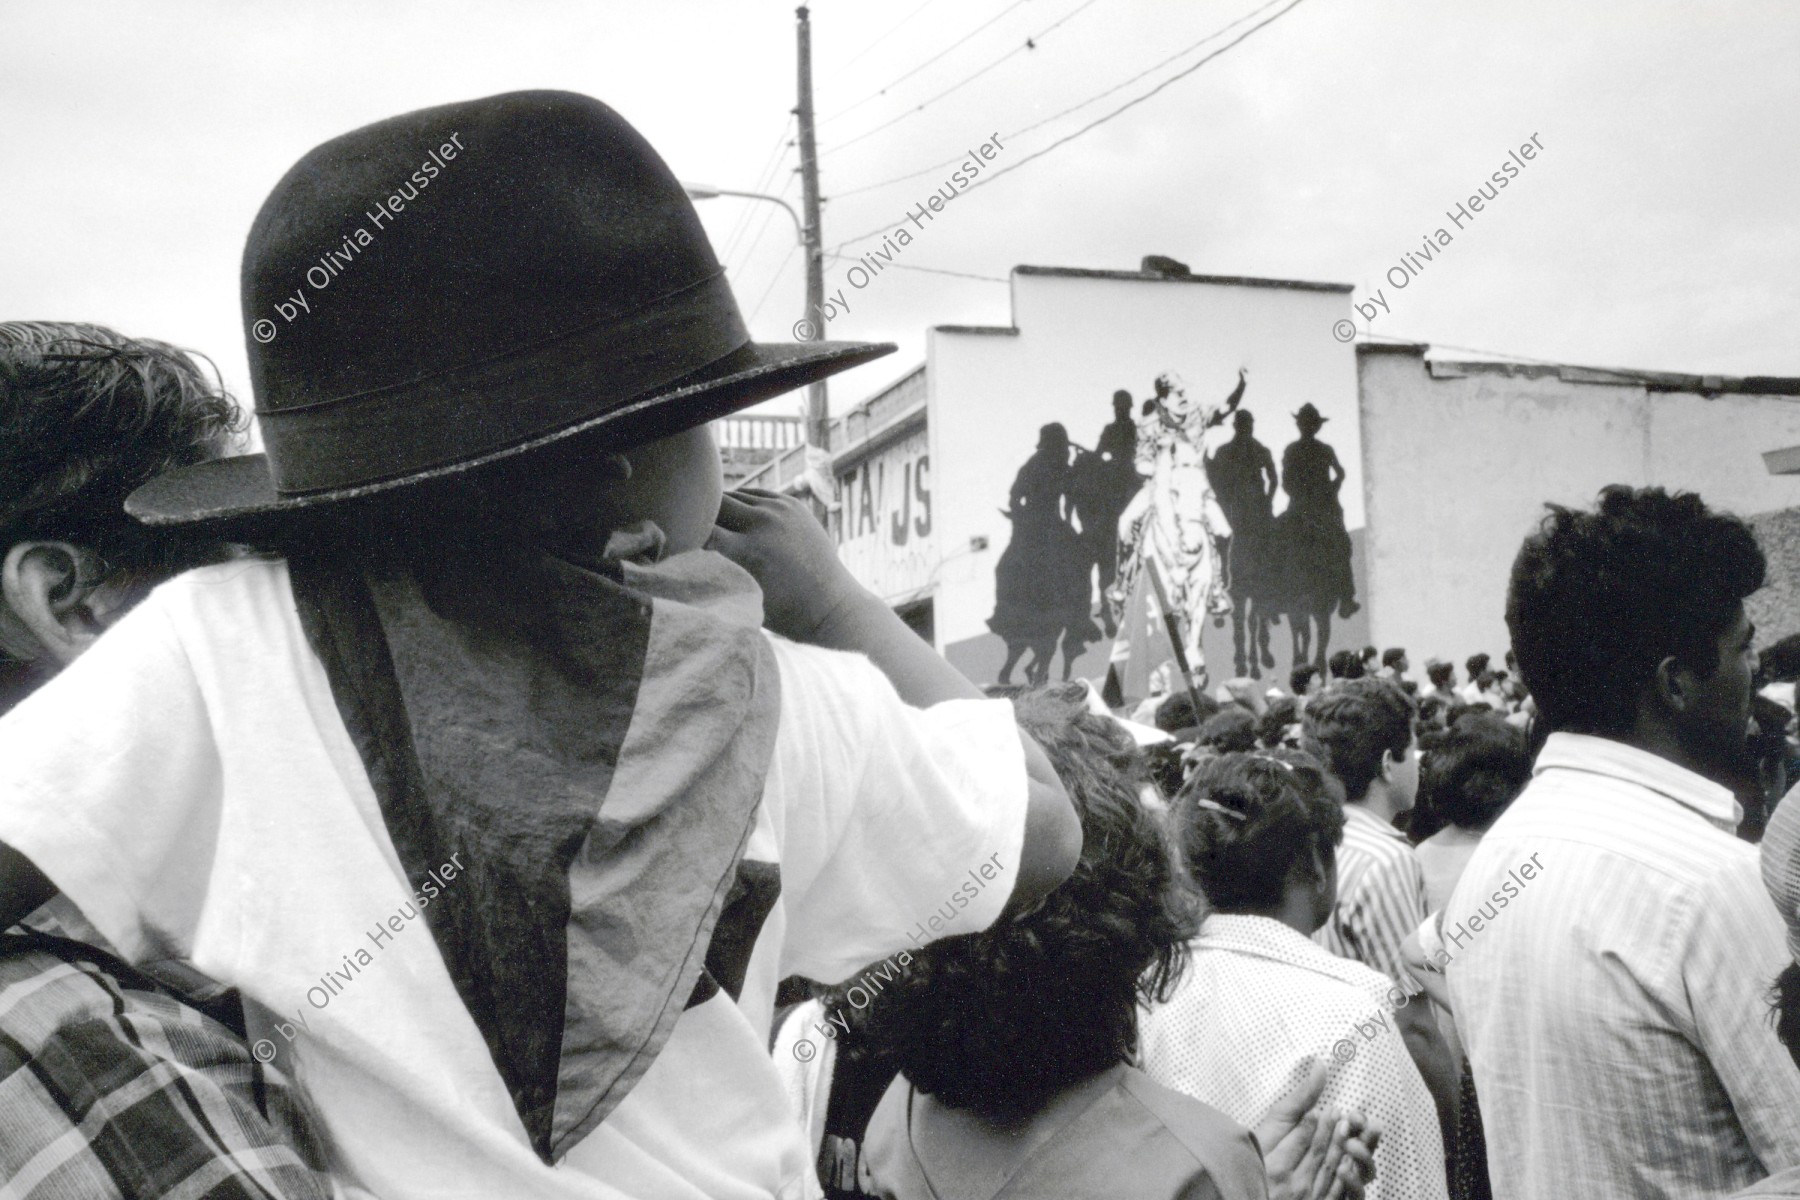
1194, 797, 1247, 822
1251, 754, 1295, 773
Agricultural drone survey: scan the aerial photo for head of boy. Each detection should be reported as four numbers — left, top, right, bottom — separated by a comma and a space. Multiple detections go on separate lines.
853, 685, 1187, 1123
1424, 713, 1530, 832
1466, 652, 1490, 680
0, 323, 239, 706
1289, 663, 1321, 698
1174, 750, 1343, 935
1302, 677, 1419, 810
1199, 706, 1257, 755
1506, 486, 1763, 783
1426, 659, 1454, 690
1327, 649, 1363, 682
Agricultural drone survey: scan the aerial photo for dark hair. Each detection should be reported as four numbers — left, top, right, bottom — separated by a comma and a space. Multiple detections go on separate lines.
1361, 645, 1378, 662
1289, 663, 1320, 694
1427, 661, 1454, 688
1199, 707, 1257, 754
1760, 633, 1800, 685
1466, 653, 1490, 678
1382, 647, 1406, 669
1327, 649, 1364, 680
1773, 962, 1800, 1072
1422, 713, 1530, 829
1417, 694, 1449, 732
1302, 677, 1416, 802
1507, 486, 1765, 736
1257, 697, 1299, 748
1155, 689, 1219, 734
856, 686, 1190, 1122
1174, 750, 1344, 911
0, 322, 242, 571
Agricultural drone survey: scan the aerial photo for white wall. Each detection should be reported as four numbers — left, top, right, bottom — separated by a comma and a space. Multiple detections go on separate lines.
1358, 347, 1800, 667
928, 269, 1362, 684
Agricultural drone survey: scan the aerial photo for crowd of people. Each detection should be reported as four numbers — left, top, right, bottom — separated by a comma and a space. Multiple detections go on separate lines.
3, 89, 1800, 1200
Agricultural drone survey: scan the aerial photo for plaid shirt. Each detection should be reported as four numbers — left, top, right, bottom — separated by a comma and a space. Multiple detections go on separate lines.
0, 929, 346, 1199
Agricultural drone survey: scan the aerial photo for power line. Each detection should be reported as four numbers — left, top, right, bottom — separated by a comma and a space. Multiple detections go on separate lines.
821, 0, 1105, 160
745, 241, 802, 325
821, 0, 1033, 126
728, 173, 801, 281
828, 0, 1290, 201
839, 0, 946, 69
720, 117, 796, 265
830, 0, 1312, 250
825, 251, 1009, 284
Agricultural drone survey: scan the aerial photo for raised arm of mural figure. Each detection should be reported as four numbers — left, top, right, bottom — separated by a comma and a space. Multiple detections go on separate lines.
0, 840, 56, 930
1205, 367, 1249, 430
709, 489, 1081, 911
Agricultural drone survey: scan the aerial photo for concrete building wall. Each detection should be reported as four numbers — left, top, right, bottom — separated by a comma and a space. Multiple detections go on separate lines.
1358, 346, 1800, 666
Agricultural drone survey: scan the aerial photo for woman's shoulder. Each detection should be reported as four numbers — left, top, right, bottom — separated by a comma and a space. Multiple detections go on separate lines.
1112, 1069, 1266, 1192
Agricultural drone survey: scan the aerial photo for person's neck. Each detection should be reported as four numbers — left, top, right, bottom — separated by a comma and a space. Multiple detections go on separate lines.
1235, 892, 1320, 938
1611, 720, 1731, 787
1351, 783, 1405, 826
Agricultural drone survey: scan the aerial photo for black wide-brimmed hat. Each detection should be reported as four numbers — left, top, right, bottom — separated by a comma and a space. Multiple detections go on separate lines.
1293, 402, 1328, 427
128, 90, 892, 529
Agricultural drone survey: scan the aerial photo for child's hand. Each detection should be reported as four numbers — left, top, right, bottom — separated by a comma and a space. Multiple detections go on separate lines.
709, 489, 868, 643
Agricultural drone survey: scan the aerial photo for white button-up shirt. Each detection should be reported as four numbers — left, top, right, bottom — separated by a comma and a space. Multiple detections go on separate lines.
1446, 733, 1800, 1200
1142, 914, 1448, 1200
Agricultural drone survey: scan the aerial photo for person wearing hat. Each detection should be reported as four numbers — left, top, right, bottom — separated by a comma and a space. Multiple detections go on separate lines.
0, 91, 1079, 1200
1279, 403, 1360, 620
990, 421, 1097, 686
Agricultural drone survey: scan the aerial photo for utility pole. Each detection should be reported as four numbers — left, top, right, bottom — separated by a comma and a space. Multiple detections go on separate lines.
795, 5, 829, 453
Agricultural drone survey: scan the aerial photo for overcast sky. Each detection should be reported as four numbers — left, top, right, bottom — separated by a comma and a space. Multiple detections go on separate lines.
5, 0, 1798, 425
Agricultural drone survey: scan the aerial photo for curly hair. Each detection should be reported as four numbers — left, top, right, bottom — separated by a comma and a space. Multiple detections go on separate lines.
1302, 677, 1416, 802
1199, 706, 1257, 754
0, 322, 243, 570
1257, 696, 1299, 749
854, 683, 1191, 1122
1506, 486, 1764, 737
1173, 750, 1344, 911
1421, 712, 1530, 830
1773, 961, 1800, 1072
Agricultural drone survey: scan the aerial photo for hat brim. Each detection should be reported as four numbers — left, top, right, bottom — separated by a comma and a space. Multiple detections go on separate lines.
128, 338, 892, 534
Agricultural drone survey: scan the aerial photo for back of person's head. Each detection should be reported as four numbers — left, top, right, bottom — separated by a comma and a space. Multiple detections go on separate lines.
1417, 694, 1449, 733
1199, 706, 1257, 754
1507, 485, 1764, 737
1426, 660, 1454, 689
1382, 647, 1406, 671
1760, 633, 1800, 685
1466, 652, 1490, 679
1327, 649, 1363, 681
1174, 750, 1343, 914
855, 687, 1189, 1122
1302, 677, 1416, 802
1289, 663, 1320, 695
1423, 713, 1531, 830
1258, 697, 1299, 749
0, 323, 241, 698
1155, 688, 1219, 735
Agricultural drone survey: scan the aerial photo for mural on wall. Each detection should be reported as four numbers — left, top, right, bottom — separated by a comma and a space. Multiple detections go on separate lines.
985, 369, 1361, 689
836, 426, 933, 603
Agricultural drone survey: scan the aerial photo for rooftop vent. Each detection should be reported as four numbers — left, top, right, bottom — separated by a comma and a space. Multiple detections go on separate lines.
1141, 254, 1191, 277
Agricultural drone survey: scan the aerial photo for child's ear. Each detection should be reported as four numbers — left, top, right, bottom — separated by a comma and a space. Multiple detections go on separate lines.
1, 541, 109, 666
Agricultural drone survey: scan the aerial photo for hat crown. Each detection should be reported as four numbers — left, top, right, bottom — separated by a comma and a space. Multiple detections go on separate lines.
243, 90, 748, 494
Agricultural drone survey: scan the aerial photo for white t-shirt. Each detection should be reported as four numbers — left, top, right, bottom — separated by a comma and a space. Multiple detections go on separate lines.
0, 558, 1030, 1200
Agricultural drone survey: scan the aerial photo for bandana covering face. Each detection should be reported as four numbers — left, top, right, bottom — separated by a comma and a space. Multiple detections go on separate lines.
289, 523, 779, 1163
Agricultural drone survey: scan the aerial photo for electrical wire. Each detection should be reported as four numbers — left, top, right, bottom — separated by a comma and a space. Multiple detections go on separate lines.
744, 241, 802, 326
828, 0, 1289, 201
821, 0, 1033, 126
839, 0, 946, 69
719, 117, 796, 265
821, 0, 1105, 159
829, 0, 1311, 250
825, 251, 1009, 283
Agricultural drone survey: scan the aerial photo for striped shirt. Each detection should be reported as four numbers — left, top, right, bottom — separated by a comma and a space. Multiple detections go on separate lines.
1315, 803, 1429, 987
1445, 733, 1800, 1200
1142, 914, 1448, 1200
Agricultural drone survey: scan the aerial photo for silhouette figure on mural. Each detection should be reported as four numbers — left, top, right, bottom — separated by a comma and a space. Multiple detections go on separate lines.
1073, 389, 1141, 634
1272, 401, 1360, 671
989, 422, 1101, 685
1206, 408, 1280, 679
1109, 368, 1246, 684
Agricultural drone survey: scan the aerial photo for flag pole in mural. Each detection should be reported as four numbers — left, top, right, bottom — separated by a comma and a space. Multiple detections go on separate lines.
1145, 557, 1207, 727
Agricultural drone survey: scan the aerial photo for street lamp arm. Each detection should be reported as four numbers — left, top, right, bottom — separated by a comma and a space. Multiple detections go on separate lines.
680, 183, 805, 244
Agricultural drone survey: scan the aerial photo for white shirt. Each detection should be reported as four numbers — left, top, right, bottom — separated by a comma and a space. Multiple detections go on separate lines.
0, 558, 1030, 1200
1446, 733, 1800, 1200
1141, 914, 1448, 1200
1315, 804, 1430, 989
